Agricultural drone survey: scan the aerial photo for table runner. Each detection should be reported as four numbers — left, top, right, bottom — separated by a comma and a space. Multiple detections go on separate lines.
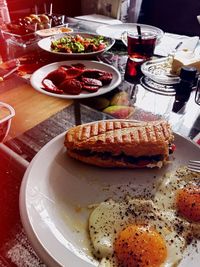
5, 103, 112, 162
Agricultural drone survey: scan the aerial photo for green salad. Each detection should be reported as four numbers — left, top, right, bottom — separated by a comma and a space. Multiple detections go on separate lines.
50, 34, 108, 53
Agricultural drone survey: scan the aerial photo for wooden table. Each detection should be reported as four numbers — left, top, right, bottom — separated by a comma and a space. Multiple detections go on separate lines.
0, 73, 73, 139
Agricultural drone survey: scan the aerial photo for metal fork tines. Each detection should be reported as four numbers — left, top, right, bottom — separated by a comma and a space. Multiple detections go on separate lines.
188, 160, 200, 172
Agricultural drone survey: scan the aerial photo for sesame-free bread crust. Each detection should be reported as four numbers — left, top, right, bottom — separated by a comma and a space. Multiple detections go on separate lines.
65, 120, 174, 159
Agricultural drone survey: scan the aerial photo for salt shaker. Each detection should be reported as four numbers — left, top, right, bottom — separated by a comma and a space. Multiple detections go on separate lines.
172, 66, 197, 113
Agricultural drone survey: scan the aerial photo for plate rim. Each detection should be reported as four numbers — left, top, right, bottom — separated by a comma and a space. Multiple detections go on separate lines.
96, 22, 164, 40
37, 32, 115, 56
35, 27, 74, 37
141, 57, 180, 85
30, 60, 122, 99
19, 124, 200, 267
19, 131, 95, 267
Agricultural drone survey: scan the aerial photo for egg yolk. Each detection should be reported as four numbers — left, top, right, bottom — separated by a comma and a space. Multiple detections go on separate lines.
176, 184, 200, 222
114, 225, 167, 267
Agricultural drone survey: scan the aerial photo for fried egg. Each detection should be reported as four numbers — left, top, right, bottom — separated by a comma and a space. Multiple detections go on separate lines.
154, 167, 200, 238
89, 197, 186, 267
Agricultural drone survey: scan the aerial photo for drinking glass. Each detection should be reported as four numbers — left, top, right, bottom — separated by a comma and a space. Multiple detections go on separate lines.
125, 31, 158, 83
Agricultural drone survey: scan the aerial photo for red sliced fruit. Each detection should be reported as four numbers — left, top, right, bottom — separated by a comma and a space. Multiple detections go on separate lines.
42, 79, 64, 94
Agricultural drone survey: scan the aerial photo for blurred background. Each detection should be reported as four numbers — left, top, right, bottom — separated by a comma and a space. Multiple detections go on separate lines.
7, 0, 82, 20
2, 0, 200, 36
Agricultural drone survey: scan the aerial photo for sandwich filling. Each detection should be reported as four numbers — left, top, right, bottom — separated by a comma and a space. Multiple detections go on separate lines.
70, 148, 167, 166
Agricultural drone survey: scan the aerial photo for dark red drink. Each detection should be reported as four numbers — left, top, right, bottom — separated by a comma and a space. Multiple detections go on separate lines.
124, 57, 143, 83
127, 32, 157, 61
125, 31, 157, 83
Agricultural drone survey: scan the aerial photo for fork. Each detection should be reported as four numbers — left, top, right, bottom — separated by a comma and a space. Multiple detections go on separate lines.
188, 160, 200, 172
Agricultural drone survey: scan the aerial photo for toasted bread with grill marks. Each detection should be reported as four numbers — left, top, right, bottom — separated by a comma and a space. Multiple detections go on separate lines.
65, 120, 173, 154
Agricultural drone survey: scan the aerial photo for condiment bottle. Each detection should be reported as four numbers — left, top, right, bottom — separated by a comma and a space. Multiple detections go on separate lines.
172, 66, 197, 113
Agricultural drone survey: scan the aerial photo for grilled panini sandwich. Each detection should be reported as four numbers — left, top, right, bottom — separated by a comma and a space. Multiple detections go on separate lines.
64, 120, 174, 168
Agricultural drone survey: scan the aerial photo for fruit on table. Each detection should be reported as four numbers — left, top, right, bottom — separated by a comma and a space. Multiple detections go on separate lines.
110, 91, 130, 106
93, 97, 110, 110
103, 105, 135, 119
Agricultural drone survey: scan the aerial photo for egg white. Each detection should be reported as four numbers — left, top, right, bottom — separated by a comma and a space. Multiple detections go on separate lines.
154, 167, 200, 238
89, 197, 186, 267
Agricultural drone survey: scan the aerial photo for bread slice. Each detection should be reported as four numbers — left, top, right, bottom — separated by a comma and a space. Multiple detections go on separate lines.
64, 120, 174, 168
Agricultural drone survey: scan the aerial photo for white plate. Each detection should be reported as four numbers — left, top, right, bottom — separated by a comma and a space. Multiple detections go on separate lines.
141, 57, 180, 85
30, 60, 121, 99
96, 23, 164, 41
37, 32, 115, 58
36, 26, 73, 37
20, 125, 200, 267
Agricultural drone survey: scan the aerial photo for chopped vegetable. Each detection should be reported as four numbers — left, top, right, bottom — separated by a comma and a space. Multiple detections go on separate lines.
51, 34, 108, 54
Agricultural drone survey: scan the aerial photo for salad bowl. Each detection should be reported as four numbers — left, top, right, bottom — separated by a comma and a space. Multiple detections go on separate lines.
37, 32, 115, 58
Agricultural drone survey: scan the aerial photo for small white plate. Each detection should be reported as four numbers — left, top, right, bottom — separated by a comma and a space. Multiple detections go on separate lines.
141, 57, 180, 85
20, 125, 200, 267
36, 26, 73, 37
30, 60, 121, 99
96, 23, 164, 41
37, 32, 115, 58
